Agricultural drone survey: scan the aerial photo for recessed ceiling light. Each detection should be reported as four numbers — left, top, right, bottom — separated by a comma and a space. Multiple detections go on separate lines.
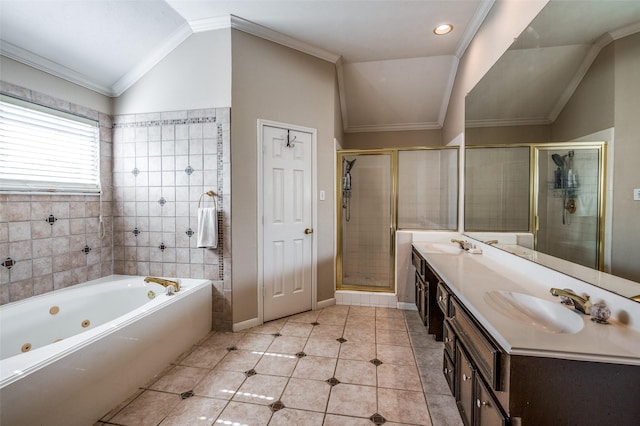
433, 24, 453, 35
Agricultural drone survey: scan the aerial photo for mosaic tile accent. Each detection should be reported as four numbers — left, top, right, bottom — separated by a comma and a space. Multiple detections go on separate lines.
244, 369, 257, 377
336, 337, 347, 343
370, 358, 383, 366
186, 228, 194, 237
159, 243, 166, 252
1, 257, 15, 270
370, 413, 387, 425
269, 401, 285, 412
326, 377, 341, 386
180, 390, 194, 400
295, 352, 307, 358
46, 214, 57, 225
132, 227, 141, 237
82, 245, 92, 255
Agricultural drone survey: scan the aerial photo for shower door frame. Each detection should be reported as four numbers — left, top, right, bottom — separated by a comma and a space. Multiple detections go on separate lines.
336, 149, 398, 293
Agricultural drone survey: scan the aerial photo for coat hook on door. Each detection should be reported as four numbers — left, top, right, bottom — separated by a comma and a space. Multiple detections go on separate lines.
286, 130, 297, 148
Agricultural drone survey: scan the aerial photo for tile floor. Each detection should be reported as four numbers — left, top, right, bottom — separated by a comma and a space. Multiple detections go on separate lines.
97, 305, 462, 426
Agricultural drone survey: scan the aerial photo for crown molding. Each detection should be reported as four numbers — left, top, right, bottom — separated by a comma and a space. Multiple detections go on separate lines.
0, 41, 115, 96
335, 58, 350, 132
609, 20, 640, 41
465, 117, 552, 128
438, 56, 459, 128
111, 21, 193, 96
345, 121, 441, 133
455, 0, 496, 59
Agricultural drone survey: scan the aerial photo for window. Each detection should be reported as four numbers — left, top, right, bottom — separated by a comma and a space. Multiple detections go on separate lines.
0, 95, 100, 193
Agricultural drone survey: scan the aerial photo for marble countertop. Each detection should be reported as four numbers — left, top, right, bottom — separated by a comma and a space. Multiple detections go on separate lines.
412, 236, 640, 366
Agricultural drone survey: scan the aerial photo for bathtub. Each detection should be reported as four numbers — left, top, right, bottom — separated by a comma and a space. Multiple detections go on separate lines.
0, 275, 212, 426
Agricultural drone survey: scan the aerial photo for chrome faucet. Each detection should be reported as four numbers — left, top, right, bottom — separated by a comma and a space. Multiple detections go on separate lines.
550, 288, 592, 314
451, 239, 473, 250
484, 240, 499, 245
144, 277, 181, 293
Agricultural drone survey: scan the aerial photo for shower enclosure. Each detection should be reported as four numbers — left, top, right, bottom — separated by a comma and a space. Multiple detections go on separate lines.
337, 151, 395, 291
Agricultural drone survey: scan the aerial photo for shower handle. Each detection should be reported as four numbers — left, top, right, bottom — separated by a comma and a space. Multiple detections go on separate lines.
304, 228, 314, 234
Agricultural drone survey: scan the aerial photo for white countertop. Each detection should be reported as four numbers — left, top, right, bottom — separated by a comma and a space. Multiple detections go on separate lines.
411, 236, 640, 366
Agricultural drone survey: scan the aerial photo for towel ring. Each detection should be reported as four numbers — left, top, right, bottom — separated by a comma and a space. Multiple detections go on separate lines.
198, 190, 218, 210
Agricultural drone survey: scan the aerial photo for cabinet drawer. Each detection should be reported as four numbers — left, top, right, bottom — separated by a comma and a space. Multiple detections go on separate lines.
411, 248, 426, 281
450, 299, 503, 391
475, 374, 509, 426
443, 350, 455, 395
443, 319, 455, 358
436, 282, 450, 316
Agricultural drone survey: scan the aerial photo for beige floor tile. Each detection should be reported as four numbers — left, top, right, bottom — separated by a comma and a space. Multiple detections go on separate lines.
376, 316, 408, 331
343, 327, 376, 343
215, 349, 262, 372
346, 306, 376, 318
308, 324, 345, 340
267, 335, 307, 354
323, 414, 374, 425
280, 321, 314, 337
376, 329, 410, 346
304, 337, 341, 358
287, 310, 320, 323
317, 310, 348, 326
236, 333, 275, 351
232, 374, 288, 405
216, 401, 273, 426
376, 344, 416, 365
334, 359, 377, 386
376, 307, 405, 319
148, 365, 209, 393
281, 377, 331, 412
110, 390, 180, 426
248, 318, 287, 334
345, 315, 376, 328
177, 346, 228, 369
193, 370, 246, 400
327, 383, 377, 418
254, 352, 298, 376
200, 331, 245, 348
339, 341, 376, 361
378, 388, 432, 425
159, 396, 227, 426
292, 355, 337, 381
269, 407, 325, 426
377, 363, 423, 391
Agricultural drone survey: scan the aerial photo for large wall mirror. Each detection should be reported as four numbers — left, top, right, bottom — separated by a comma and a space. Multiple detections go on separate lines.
464, 0, 640, 298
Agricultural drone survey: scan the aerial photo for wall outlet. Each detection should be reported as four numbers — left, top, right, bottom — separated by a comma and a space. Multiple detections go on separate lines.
319, 190, 325, 201
634, 188, 640, 201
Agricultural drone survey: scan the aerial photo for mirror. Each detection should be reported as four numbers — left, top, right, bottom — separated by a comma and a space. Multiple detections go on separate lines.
464, 0, 640, 297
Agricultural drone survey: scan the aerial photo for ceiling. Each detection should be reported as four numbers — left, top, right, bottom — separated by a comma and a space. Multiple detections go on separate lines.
0, 0, 494, 133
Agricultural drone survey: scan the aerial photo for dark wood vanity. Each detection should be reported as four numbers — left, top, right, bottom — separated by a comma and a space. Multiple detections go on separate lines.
412, 246, 640, 426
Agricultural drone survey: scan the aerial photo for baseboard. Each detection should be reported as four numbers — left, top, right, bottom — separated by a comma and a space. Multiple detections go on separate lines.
397, 302, 418, 311
317, 298, 336, 309
232, 317, 261, 332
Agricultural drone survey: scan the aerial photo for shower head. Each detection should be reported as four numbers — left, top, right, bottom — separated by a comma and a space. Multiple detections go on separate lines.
345, 158, 356, 173
552, 154, 565, 168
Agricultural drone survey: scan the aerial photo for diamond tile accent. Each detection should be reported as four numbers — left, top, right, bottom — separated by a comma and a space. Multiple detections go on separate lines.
273, 333, 282, 337
227, 346, 238, 351
326, 377, 341, 386
311, 321, 320, 326
180, 390, 194, 400
370, 358, 383, 366
158, 197, 166, 206
82, 245, 92, 255
185, 165, 194, 175
132, 227, 141, 237
186, 228, 194, 237
369, 413, 387, 425
46, 214, 57, 225
159, 243, 166, 251
295, 352, 307, 359
244, 369, 257, 377
336, 337, 347, 343
131, 167, 140, 176
1, 257, 15, 270
269, 400, 285, 412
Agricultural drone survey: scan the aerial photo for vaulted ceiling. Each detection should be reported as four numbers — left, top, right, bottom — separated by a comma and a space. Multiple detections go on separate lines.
0, 0, 493, 133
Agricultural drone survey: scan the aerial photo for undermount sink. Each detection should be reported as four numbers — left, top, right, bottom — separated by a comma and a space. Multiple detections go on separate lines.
422, 243, 464, 255
484, 291, 584, 334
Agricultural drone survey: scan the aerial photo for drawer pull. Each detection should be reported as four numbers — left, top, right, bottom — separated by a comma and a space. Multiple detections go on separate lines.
463, 373, 472, 381
438, 295, 444, 302
444, 367, 449, 374
477, 399, 490, 408
445, 337, 452, 343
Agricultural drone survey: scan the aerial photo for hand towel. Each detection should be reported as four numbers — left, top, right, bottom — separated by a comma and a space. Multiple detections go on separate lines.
197, 207, 218, 248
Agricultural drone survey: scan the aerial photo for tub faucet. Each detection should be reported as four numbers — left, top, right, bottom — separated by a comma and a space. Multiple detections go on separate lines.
484, 240, 499, 245
451, 239, 472, 250
550, 288, 592, 314
144, 277, 181, 293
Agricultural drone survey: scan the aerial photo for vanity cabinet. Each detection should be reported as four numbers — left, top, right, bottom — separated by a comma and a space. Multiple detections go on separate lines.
411, 248, 444, 340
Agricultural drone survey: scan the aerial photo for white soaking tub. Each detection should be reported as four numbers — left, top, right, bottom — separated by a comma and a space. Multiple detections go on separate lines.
0, 275, 212, 426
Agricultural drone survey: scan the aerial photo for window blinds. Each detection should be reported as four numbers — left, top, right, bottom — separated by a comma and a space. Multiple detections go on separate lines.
0, 95, 100, 193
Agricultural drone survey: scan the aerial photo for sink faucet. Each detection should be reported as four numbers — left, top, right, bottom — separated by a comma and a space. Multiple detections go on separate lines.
144, 277, 181, 293
451, 239, 473, 250
550, 288, 592, 314
631, 295, 640, 302
484, 240, 498, 245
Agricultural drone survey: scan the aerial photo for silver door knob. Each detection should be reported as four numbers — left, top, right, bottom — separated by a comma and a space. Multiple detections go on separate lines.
304, 228, 313, 234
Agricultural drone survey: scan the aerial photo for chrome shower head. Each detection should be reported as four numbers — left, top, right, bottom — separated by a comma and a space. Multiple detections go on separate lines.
552, 154, 565, 168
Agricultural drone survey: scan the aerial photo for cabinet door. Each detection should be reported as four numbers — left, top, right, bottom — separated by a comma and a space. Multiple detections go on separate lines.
474, 375, 508, 426
456, 344, 475, 426
443, 351, 455, 395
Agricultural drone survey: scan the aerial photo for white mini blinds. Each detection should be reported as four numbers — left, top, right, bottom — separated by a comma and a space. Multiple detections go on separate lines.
0, 95, 100, 193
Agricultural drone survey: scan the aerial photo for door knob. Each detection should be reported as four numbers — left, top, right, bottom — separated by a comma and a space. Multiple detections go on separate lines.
304, 228, 314, 234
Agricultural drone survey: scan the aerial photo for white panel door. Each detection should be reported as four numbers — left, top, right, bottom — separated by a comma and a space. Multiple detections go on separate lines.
262, 125, 313, 321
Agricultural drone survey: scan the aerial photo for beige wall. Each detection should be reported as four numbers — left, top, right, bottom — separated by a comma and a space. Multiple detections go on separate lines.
0, 56, 112, 114
342, 129, 442, 149
114, 30, 232, 115
231, 30, 339, 323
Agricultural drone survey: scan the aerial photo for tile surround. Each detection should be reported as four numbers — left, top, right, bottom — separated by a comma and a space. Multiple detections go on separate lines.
97, 306, 462, 426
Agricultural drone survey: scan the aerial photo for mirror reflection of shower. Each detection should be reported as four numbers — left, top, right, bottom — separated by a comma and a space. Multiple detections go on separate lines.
342, 158, 356, 221
551, 150, 578, 224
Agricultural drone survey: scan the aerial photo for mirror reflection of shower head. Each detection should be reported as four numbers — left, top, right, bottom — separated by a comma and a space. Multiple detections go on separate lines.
552, 154, 565, 168
345, 158, 356, 173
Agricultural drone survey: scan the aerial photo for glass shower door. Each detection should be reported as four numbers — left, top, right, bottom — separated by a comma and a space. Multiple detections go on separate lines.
338, 151, 394, 291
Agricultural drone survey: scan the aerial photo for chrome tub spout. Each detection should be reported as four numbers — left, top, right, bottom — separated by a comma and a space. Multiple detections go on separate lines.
144, 277, 181, 293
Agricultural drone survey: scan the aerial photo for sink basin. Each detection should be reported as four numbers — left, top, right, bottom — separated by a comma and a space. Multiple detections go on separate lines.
422, 243, 464, 255
484, 291, 584, 334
